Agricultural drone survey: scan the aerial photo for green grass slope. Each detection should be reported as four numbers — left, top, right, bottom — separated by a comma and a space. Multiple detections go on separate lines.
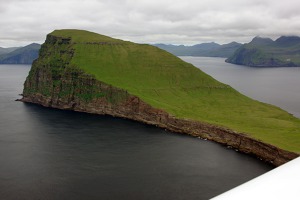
51, 29, 300, 152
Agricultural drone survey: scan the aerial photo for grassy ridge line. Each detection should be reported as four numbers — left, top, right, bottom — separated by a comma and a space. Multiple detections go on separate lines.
51, 29, 300, 152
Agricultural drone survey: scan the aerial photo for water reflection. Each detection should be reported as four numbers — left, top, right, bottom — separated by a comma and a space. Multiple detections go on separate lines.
0, 64, 272, 200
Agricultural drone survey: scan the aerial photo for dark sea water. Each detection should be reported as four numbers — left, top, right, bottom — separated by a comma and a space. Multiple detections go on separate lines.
181, 56, 300, 118
0, 64, 273, 200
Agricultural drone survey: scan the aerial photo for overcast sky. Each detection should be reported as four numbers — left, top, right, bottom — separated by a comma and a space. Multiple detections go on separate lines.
1, 0, 300, 47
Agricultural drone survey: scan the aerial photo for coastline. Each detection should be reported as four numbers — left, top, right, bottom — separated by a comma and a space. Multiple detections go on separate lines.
19, 31, 299, 167
19, 94, 299, 167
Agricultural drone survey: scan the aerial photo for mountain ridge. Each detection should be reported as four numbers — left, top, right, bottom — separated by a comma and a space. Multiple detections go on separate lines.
226, 36, 300, 67
20, 29, 300, 165
0, 43, 41, 64
0, 46, 20, 55
153, 41, 242, 57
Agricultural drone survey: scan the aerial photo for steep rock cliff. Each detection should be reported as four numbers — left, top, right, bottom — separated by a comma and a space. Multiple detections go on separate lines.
21, 30, 299, 166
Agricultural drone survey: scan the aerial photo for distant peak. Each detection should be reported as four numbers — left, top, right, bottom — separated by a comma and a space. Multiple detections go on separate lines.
253, 36, 271, 39
223, 41, 242, 46
250, 36, 273, 45
27, 43, 41, 46
275, 36, 300, 45
229, 41, 241, 45
193, 42, 220, 48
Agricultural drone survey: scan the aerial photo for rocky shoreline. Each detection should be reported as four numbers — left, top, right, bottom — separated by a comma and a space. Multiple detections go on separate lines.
19, 91, 299, 167
20, 32, 298, 167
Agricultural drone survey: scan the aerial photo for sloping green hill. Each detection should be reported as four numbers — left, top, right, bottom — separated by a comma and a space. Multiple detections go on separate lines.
0, 43, 41, 64
43, 29, 300, 153
226, 36, 300, 67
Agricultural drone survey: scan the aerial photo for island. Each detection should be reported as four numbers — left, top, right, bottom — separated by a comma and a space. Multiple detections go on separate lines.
0, 43, 40, 64
226, 36, 300, 67
20, 29, 300, 166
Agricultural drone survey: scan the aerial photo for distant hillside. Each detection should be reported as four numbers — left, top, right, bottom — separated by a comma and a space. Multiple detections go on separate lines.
0, 47, 20, 55
153, 42, 242, 58
226, 36, 300, 67
0, 43, 41, 64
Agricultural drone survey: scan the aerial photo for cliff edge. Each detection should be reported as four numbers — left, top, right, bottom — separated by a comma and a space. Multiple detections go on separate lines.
21, 30, 300, 166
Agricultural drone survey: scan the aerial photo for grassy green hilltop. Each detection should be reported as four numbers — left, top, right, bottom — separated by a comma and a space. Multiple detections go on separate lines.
42, 29, 300, 152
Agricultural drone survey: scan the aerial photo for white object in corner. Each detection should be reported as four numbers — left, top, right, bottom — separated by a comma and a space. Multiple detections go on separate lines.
212, 157, 300, 200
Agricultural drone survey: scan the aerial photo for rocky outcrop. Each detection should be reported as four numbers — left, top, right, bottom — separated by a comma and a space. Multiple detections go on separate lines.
20, 34, 299, 167
21, 73, 299, 166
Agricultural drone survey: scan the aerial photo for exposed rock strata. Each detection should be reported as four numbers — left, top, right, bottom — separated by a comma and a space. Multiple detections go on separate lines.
21, 90, 299, 167
21, 34, 299, 167
21, 70, 299, 167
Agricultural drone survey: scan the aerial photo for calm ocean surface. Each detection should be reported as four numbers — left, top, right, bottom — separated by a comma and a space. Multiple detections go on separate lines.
0, 62, 284, 200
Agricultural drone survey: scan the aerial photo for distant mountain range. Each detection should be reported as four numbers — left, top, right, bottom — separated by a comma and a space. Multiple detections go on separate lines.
2, 35, 299, 67
0, 47, 20, 55
0, 43, 41, 64
226, 36, 300, 67
153, 42, 242, 58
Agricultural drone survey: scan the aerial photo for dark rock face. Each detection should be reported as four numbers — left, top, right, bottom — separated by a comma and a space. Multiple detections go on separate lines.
226, 36, 300, 67
21, 34, 298, 166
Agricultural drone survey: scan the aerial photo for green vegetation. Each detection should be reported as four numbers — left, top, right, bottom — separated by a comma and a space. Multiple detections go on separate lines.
48, 29, 300, 152
23, 36, 129, 104
226, 36, 300, 67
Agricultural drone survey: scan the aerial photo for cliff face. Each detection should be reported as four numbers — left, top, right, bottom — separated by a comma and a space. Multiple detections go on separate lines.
21, 33, 298, 166
23, 35, 129, 110
226, 36, 300, 67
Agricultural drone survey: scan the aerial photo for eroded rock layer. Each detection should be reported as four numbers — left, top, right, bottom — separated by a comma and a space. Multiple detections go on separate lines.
21, 34, 298, 166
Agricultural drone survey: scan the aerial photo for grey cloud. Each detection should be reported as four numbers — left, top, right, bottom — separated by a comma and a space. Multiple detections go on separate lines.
0, 0, 300, 47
